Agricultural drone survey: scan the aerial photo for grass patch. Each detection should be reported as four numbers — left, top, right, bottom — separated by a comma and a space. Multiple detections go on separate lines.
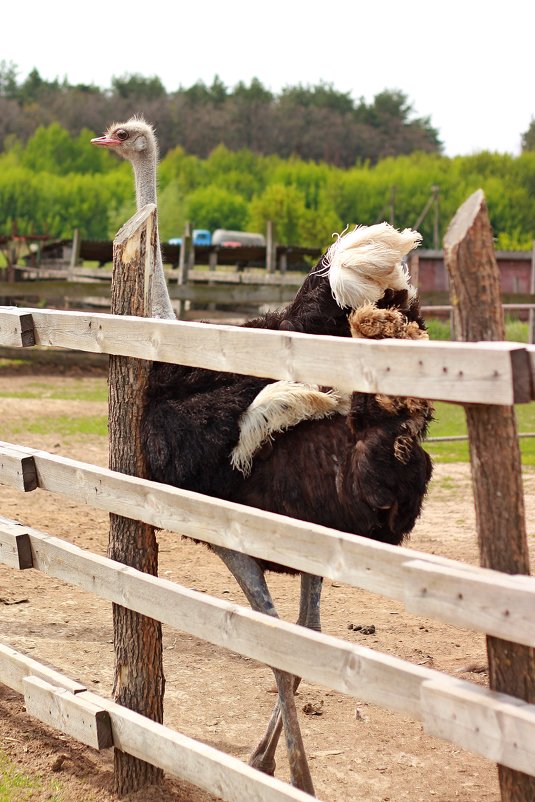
425, 316, 529, 343
427, 401, 535, 464
5, 415, 108, 439
0, 358, 28, 368
0, 751, 62, 802
0, 378, 107, 403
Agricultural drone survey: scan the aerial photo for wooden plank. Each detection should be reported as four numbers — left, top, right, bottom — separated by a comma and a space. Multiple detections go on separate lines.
0, 308, 529, 404
0, 281, 111, 299
0, 442, 476, 602
17, 525, 431, 718
0, 642, 86, 695
403, 560, 535, 648
184, 270, 302, 286
5, 459, 535, 652
0, 281, 298, 306
0, 309, 35, 346
0, 522, 33, 568
79, 690, 319, 802
23, 676, 113, 750
421, 679, 535, 778
6, 527, 535, 778
0, 446, 37, 492
168, 284, 296, 305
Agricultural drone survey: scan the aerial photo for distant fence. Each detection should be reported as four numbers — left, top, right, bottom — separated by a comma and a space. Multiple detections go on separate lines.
1, 242, 534, 322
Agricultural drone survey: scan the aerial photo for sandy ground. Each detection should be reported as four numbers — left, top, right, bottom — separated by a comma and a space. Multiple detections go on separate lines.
1, 373, 534, 802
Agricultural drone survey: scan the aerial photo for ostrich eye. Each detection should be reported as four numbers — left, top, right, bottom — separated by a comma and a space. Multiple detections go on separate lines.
116, 129, 129, 141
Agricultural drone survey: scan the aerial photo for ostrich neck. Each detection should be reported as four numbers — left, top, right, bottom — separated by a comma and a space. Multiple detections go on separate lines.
133, 158, 157, 208
132, 156, 175, 319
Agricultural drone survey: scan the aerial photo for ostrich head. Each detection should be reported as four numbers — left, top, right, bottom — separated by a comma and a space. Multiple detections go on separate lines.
91, 117, 174, 319
91, 117, 159, 209
91, 116, 158, 161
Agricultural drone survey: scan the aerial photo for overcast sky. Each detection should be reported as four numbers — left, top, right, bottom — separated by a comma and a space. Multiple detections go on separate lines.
3, 0, 532, 157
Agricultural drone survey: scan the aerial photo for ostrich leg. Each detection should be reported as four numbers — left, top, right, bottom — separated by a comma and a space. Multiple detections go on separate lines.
249, 574, 322, 777
212, 547, 316, 796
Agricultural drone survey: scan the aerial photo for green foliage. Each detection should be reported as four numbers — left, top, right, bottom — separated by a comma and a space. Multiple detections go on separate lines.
248, 184, 307, 245
186, 186, 249, 232
2, 120, 535, 249
0, 377, 107, 401
521, 117, 535, 152
158, 146, 205, 193
19, 123, 113, 174
280, 82, 354, 114
426, 401, 535, 465
0, 750, 63, 801
0, 60, 18, 98
425, 316, 529, 342
0, 160, 124, 239
111, 73, 166, 99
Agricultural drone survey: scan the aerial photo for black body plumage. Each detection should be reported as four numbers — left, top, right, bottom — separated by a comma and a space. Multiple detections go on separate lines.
141, 254, 433, 574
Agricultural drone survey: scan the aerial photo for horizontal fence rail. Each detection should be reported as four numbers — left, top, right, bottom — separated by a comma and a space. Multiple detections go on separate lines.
0, 644, 315, 802
2, 446, 535, 649
0, 307, 532, 404
3, 520, 535, 778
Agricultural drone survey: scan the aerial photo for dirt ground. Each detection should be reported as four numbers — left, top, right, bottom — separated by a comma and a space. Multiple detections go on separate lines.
1, 372, 535, 802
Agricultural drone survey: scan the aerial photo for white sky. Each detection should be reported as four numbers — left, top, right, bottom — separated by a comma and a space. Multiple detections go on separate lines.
3, 0, 533, 157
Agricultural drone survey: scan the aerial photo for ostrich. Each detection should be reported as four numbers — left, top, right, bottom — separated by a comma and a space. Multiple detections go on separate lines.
92, 118, 433, 795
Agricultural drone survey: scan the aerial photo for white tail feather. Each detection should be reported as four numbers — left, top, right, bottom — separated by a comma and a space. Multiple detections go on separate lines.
231, 381, 351, 476
323, 222, 422, 309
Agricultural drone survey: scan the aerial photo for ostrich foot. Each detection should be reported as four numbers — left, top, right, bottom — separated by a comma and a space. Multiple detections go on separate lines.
249, 753, 276, 776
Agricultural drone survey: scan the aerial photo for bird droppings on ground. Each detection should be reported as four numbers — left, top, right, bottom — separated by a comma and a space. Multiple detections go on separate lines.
347, 623, 376, 634
302, 701, 324, 716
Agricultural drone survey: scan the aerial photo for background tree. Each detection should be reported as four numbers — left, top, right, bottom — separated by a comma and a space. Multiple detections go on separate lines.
111, 73, 166, 100
521, 117, 535, 152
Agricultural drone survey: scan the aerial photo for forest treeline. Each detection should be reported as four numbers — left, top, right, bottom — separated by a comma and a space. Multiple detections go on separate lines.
1, 65, 534, 250
0, 64, 441, 166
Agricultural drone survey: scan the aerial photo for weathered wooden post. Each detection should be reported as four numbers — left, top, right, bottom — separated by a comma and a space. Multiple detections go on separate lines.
443, 189, 535, 802
177, 221, 193, 319
266, 220, 276, 274
108, 204, 165, 794
432, 185, 440, 250
408, 250, 419, 290
528, 240, 535, 345
68, 228, 81, 280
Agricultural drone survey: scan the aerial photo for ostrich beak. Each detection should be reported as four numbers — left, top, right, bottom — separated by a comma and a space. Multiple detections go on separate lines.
91, 135, 122, 147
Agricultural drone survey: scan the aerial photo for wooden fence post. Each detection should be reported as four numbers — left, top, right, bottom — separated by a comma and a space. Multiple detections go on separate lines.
528, 240, 535, 345
108, 204, 165, 794
266, 220, 276, 274
443, 189, 535, 802
177, 222, 193, 319
68, 228, 81, 280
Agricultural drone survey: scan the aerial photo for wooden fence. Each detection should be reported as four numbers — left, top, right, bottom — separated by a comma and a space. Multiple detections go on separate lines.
1, 210, 535, 800
1, 239, 534, 325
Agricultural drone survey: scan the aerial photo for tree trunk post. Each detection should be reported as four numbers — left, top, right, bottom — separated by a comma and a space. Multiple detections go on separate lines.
108, 204, 165, 795
266, 220, 276, 274
177, 221, 192, 319
443, 189, 535, 802
68, 227, 81, 280
528, 240, 535, 345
